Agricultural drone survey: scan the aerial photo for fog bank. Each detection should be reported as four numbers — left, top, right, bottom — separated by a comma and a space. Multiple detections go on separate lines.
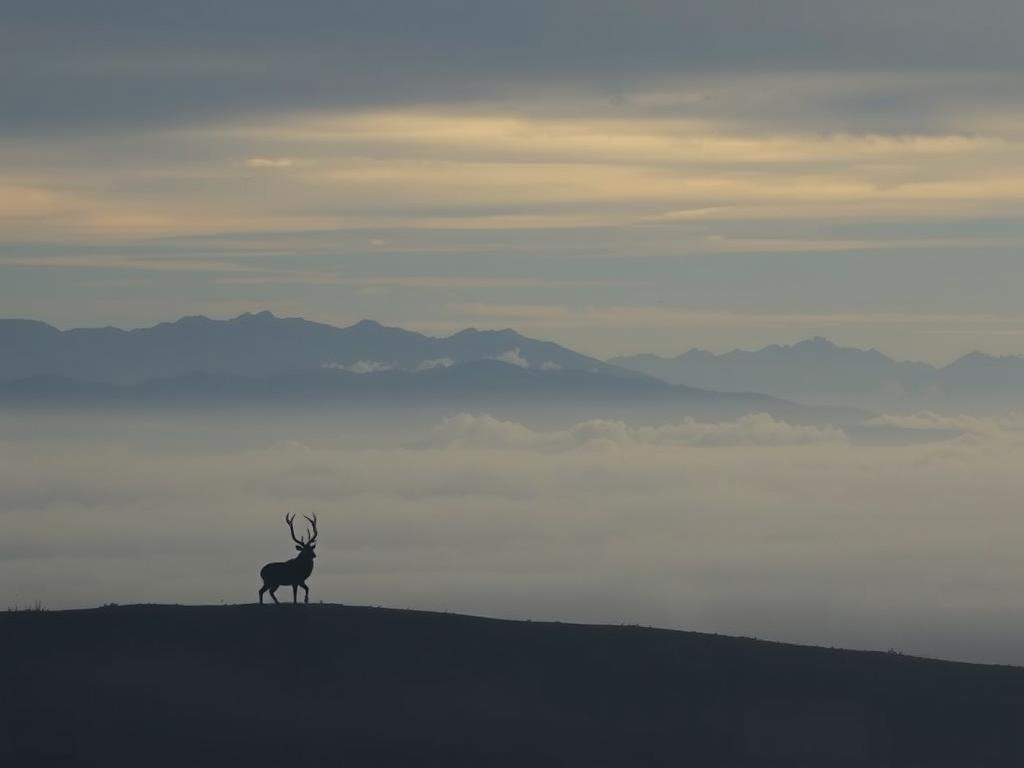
3, 408, 1023, 664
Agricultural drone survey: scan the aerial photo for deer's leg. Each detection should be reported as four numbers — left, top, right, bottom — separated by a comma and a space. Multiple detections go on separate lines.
259, 584, 267, 604
292, 584, 298, 603
301, 583, 309, 604
269, 586, 280, 604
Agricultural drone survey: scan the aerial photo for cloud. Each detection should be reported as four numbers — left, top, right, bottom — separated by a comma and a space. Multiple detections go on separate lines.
5, 3, 1024, 136
489, 348, 530, 368
243, 157, 294, 168
415, 358, 454, 371
322, 360, 394, 374
6, 67, 1024, 246
3, 407, 1024, 665
865, 411, 1024, 439
430, 413, 848, 450
320, 358, 455, 373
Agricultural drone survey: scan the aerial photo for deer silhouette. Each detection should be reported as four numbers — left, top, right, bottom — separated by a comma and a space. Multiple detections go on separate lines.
259, 513, 318, 604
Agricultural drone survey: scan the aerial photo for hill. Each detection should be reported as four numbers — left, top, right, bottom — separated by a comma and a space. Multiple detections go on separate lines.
3, 604, 1024, 766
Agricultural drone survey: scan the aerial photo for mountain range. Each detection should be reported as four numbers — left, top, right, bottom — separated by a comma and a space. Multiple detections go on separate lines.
611, 338, 1024, 412
0, 311, 634, 384
0, 361, 807, 418
2, 312, 850, 423
4, 312, 1022, 415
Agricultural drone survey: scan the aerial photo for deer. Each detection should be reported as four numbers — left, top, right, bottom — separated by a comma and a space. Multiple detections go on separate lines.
259, 513, 318, 604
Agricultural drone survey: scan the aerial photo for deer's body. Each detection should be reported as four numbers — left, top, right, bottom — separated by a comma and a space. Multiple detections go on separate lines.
259, 514, 318, 604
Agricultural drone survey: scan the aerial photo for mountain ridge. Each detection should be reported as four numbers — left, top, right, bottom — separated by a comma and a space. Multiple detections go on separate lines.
0, 311, 640, 385
0, 359, 859, 426
612, 337, 1019, 371
610, 337, 1024, 411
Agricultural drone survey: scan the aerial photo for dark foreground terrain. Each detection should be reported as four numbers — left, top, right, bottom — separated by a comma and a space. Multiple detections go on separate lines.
3, 604, 1024, 766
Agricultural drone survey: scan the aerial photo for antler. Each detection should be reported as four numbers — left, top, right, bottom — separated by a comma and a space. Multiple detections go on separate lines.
303, 513, 318, 545
285, 513, 306, 545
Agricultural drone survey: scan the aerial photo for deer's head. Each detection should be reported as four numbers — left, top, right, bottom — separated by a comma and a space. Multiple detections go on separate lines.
286, 513, 318, 559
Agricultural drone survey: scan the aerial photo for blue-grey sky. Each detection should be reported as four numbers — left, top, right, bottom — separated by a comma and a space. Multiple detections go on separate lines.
4, 1, 1024, 362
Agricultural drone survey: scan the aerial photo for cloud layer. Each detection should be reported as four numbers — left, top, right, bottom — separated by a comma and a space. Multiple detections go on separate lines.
430, 412, 847, 449
5, 2, 1024, 134
3, 408, 1024, 665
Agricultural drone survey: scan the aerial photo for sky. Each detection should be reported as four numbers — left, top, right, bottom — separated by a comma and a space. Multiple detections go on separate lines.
5, 1, 1024, 362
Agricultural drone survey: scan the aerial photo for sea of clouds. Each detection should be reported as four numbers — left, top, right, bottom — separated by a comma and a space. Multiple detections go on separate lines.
3, 408, 1024, 664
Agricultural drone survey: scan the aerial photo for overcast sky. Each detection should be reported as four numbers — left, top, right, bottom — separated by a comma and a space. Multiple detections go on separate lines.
5, 1, 1024, 361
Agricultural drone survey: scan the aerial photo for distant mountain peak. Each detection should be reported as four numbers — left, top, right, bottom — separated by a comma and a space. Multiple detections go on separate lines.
946, 350, 1024, 368
350, 318, 383, 330
449, 327, 519, 338
609, 337, 949, 410
793, 336, 838, 350
235, 310, 276, 321
154, 314, 214, 330
0, 318, 59, 332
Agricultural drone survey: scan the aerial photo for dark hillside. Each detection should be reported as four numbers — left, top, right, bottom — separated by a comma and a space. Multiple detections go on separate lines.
3, 604, 1023, 766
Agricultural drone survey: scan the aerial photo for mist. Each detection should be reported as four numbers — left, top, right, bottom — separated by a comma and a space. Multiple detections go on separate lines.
3, 406, 1024, 665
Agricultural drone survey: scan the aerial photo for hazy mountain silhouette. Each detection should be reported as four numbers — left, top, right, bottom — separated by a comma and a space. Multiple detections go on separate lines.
0, 359, 859, 425
938, 351, 1024, 409
0, 312, 638, 384
4, 604, 1024, 767
611, 338, 1024, 412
